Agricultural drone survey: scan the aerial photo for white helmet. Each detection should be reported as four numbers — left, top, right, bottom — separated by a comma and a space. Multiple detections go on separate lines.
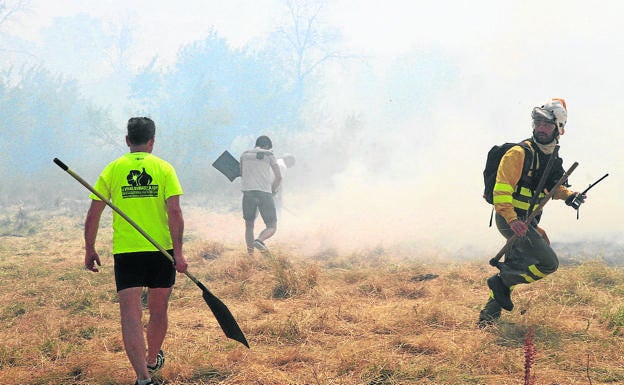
532, 98, 567, 135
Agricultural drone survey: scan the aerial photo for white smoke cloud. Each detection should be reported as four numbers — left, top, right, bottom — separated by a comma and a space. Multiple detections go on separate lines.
8, 0, 624, 258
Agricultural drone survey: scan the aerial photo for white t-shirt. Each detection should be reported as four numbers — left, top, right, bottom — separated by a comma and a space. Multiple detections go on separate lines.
240, 148, 277, 193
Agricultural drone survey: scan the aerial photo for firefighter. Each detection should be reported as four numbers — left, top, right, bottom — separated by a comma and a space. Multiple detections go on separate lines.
478, 98, 587, 327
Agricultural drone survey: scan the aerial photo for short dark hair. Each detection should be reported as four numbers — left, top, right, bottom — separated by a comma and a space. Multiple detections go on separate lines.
127, 117, 155, 145
255, 135, 272, 149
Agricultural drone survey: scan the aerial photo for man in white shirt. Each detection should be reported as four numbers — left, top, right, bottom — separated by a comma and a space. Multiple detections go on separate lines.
239, 135, 282, 255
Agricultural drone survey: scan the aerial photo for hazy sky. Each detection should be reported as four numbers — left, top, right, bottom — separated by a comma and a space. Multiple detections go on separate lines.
6, 0, 624, 256
13, 0, 594, 67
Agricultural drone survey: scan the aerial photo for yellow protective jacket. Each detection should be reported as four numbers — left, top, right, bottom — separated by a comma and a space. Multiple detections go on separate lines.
493, 140, 574, 224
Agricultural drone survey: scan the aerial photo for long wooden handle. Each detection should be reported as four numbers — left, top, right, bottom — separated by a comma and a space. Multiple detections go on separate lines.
54, 157, 250, 347
489, 161, 579, 267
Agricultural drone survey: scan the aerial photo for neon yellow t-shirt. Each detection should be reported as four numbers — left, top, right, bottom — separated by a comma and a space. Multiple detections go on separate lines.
90, 152, 183, 254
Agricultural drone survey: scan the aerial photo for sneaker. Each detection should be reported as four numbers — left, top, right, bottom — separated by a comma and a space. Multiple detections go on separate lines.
487, 275, 514, 311
147, 350, 165, 374
478, 297, 502, 328
253, 239, 267, 251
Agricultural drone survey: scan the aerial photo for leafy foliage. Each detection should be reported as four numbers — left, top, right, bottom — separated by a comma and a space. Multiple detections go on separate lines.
126, 32, 303, 192
0, 65, 115, 202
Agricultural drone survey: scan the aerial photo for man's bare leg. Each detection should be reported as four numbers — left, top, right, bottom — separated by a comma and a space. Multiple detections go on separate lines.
118, 287, 150, 381
146, 287, 172, 367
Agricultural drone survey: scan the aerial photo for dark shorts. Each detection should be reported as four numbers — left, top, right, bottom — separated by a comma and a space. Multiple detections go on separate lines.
114, 250, 176, 292
242, 190, 277, 225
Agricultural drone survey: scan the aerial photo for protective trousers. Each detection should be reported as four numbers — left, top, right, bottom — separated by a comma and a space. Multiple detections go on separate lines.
494, 213, 559, 287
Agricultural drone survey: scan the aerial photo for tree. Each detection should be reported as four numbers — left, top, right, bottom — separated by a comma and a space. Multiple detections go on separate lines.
0, 0, 36, 66
269, 0, 346, 106
0, 65, 114, 203
0, 0, 29, 34
128, 31, 301, 192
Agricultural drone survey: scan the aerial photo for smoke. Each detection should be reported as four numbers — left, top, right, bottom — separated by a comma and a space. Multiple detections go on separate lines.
262, 7, 624, 258
6, 0, 624, 259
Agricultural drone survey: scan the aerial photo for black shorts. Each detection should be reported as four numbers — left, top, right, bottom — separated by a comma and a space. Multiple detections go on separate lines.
114, 250, 176, 292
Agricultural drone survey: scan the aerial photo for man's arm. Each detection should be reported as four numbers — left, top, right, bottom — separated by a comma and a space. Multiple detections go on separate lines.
270, 162, 282, 194
494, 146, 529, 236
493, 146, 525, 223
84, 200, 106, 272
167, 195, 188, 273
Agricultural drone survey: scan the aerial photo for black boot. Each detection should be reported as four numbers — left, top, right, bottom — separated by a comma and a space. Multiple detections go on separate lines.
478, 297, 502, 328
487, 274, 513, 311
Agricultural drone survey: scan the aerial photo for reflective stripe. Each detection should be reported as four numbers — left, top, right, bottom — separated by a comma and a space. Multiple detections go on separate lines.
493, 195, 513, 204
493, 182, 514, 204
494, 183, 514, 193
520, 274, 535, 283
528, 264, 546, 278
512, 188, 545, 211
513, 188, 531, 207
519, 187, 533, 197
512, 199, 531, 210
519, 186, 545, 199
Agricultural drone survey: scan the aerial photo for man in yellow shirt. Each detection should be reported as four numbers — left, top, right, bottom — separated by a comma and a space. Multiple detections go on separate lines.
84, 117, 188, 385
478, 99, 586, 327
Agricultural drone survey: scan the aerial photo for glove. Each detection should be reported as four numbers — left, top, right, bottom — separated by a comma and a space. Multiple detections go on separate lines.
509, 219, 528, 237
565, 192, 586, 210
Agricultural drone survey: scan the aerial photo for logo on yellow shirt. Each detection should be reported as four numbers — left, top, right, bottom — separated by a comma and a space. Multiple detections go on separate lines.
122, 168, 158, 198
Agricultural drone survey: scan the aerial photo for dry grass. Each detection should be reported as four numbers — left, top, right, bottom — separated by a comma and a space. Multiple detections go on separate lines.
1, 207, 624, 384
